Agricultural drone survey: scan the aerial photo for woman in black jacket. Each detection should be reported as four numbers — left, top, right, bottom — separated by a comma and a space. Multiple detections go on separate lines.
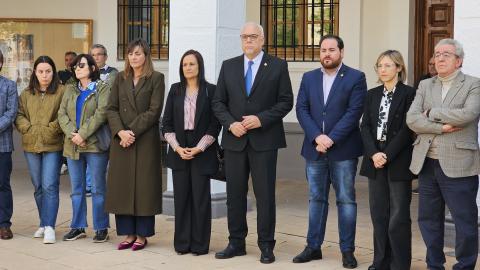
162, 50, 220, 255
360, 50, 416, 270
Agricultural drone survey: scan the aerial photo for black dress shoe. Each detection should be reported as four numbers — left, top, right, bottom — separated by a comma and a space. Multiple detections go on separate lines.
342, 251, 358, 269
215, 244, 246, 259
260, 247, 275, 264
192, 251, 208, 256
292, 246, 322, 263
367, 265, 377, 270
176, 250, 189, 255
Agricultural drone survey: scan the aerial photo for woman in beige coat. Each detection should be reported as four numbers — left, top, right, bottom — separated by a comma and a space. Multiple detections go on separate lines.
105, 38, 165, 251
15, 56, 64, 244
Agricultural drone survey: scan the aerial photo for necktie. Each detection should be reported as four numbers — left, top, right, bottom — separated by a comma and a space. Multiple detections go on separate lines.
245, 60, 254, 96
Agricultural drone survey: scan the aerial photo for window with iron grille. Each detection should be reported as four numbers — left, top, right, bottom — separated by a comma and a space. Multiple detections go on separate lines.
260, 0, 339, 62
117, 0, 169, 60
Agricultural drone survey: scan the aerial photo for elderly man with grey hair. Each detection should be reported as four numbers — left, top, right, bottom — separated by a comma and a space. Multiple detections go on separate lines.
0, 49, 19, 240
407, 38, 480, 270
212, 22, 293, 264
90, 44, 118, 86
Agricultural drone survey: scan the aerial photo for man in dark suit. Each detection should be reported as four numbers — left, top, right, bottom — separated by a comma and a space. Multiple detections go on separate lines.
212, 22, 293, 264
293, 35, 367, 268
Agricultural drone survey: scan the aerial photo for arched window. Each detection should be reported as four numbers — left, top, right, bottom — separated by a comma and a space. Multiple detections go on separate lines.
118, 0, 169, 60
261, 0, 339, 61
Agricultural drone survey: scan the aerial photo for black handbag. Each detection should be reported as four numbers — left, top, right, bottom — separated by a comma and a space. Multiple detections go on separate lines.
93, 83, 111, 151
210, 143, 226, 181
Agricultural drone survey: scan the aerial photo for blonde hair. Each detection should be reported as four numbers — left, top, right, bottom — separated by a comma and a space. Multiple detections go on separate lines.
374, 50, 407, 83
123, 38, 154, 79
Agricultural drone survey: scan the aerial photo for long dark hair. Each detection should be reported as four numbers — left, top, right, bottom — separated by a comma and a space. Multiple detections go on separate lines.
178, 49, 207, 94
28, 56, 60, 94
71, 54, 100, 82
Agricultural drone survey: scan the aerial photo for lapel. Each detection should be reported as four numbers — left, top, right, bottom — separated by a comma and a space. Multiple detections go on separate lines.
324, 64, 347, 108
133, 77, 146, 97
313, 69, 325, 107
124, 75, 136, 109
431, 77, 443, 107
371, 86, 383, 126
443, 72, 465, 106
386, 83, 405, 129
194, 84, 207, 128
234, 56, 248, 98
175, 85, 186, 131
249, 53, 270, 97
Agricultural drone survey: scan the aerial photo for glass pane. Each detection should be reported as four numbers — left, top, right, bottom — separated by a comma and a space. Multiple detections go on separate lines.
307, 23, 322, 46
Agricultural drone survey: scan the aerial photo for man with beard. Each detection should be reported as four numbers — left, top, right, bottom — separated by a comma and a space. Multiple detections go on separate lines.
293, 35, 367, 268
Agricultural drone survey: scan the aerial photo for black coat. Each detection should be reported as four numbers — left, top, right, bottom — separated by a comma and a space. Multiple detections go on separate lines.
162, 82, 221, 175
360, 82, 416, 181
212, 53, 294, 151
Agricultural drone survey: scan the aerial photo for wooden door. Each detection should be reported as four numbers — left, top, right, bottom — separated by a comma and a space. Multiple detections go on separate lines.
414, 0, 454, 84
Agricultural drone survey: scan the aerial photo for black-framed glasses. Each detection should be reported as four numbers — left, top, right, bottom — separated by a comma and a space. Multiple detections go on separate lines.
73, 63, 87, 70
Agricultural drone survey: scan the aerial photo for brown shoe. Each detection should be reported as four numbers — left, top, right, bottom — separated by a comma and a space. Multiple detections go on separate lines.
0, 227, 13, 240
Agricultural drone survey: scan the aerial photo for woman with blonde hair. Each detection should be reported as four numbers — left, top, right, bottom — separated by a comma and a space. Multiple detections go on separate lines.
105, 38, 165, 251
359, 50, 416, 270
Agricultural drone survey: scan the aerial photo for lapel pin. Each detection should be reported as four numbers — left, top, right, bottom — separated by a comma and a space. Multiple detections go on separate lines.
264, 63, 267, 66
340, 73, 344, 77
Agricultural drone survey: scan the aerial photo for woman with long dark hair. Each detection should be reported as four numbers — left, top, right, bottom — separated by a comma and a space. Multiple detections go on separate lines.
58, 54, 110, 243
162, 49, 220, 255
15, 56, 64, 244
105, 39, 165, 251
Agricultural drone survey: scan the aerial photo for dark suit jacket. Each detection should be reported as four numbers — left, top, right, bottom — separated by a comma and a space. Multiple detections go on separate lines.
359, 82, 416, 181
296, 64, 367, 161
162, 82, 221, 174
212, 53, 293, 151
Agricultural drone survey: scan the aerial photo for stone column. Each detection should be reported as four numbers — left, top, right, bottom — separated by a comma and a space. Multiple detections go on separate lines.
162, 0, 247, 218
444, 0, 480, 248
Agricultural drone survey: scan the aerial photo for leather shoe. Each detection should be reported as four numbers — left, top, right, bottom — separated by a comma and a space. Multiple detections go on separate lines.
215, 244, 246, 259
0, 227, 13, 240
292, 246, 322, 263
131, 239, 147, 251
260, 247, 275, 264
367, 265, 377, 270
342, 251, 358, 269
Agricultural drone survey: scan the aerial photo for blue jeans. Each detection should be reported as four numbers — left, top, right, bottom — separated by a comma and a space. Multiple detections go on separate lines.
306, 157, 358, 252
67, 152, 109, 230
0, 152, 12, 228
24, 151, 61, 228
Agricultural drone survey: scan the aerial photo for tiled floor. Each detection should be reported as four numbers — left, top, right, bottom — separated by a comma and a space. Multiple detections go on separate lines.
0, 169, 465, 270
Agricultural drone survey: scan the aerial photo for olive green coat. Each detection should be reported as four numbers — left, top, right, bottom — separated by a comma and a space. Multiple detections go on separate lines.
15, 86, 65, 153
105, 71, 165, 216
58, 80, 111, 160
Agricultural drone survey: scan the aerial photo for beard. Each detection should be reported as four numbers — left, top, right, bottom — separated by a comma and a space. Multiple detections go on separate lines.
320, 57, 342, 70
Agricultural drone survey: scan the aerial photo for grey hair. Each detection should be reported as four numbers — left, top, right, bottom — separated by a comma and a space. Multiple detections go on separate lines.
435, 38, 465, 59
241, 22, 264, 37
90, 44, 108, 56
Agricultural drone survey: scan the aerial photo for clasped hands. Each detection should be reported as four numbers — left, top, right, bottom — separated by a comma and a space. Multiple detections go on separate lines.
315, 134, 334, 153
176, 147, 202, 160
117, 130, 135, 148
372, 152, 387, 169
229, 115, 262, 137
71, 132, 86, 147
422, 110, 462, 133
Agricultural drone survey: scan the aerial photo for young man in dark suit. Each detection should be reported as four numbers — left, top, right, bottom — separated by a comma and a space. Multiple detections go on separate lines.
294, 35, 367, 268
212, 22, 293, 264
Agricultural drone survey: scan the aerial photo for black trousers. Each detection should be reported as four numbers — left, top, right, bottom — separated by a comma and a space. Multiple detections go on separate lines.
369, 170, 412, 270
225, 145, 277, 249
115, 215, 155, 237
0, 152, 12, 228
418, 158, 478, 270
172, 131, 212, 253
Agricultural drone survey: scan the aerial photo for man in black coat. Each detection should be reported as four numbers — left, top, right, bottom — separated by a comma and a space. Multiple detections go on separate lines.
212, 22, 293, 264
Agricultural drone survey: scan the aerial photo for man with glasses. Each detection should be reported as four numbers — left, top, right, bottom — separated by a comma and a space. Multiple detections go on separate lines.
58, 51, 77, 85
90, 44, 118, 86
0, 49, 18, 240
212, 22, 293, 264
407, 38, 480, 270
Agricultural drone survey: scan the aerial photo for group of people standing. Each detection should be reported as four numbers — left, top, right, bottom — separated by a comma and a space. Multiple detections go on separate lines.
0, 21, 478, 270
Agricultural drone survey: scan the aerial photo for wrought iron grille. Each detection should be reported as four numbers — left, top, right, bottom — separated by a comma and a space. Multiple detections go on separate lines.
260, 0, 339, 61
118, 0, 169, 60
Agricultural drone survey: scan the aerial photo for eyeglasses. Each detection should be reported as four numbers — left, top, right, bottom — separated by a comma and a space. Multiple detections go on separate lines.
434, 51, 456, 59
91, 53, 105, 57
240, 34, 259, 41
73, 63, 87, 70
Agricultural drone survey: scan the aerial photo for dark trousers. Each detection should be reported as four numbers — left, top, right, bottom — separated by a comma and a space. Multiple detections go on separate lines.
418, 158, 478, 270
115, 215, 155, 237
225, 145, 277, 249
172, 131, 212, 253
0, 152, 13, 228
369, 169, 412, 270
